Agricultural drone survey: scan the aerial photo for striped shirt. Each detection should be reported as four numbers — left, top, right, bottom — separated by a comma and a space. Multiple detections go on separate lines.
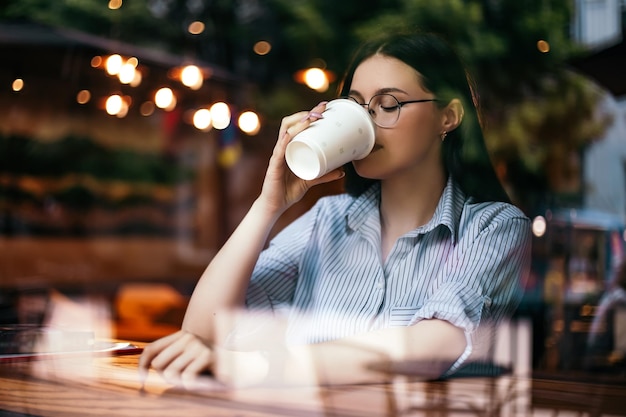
246, 177, 531, 372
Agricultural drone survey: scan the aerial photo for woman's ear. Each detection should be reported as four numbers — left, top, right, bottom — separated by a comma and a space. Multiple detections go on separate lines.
441, 98, 464, 133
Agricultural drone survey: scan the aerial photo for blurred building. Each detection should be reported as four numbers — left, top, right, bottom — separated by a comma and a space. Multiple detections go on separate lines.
572, 0, 626, 222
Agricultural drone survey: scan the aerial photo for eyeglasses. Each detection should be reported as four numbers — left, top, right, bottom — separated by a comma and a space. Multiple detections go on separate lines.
343, 93, 438, 128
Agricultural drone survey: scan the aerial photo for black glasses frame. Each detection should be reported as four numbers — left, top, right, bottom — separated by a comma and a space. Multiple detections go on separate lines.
342, 94, 438, 127
394, 98, 439, 107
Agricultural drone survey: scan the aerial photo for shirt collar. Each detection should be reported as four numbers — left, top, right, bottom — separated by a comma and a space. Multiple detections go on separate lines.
346, 182, 380, 232
346, 177, 466, 244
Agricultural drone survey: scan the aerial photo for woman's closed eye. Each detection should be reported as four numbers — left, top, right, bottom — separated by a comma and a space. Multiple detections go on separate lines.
379, 104, 399, 112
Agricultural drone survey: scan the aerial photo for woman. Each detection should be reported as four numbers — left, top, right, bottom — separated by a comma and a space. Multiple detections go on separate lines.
139, 31, 531, 385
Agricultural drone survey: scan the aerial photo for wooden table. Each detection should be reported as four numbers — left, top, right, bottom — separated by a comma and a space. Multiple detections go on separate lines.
0, 346, 419, 417
1, 347, 625, 417
530, 371, 626, 416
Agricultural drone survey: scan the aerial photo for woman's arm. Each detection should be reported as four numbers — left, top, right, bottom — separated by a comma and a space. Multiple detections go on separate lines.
138, 102, 343, 383
209, 313, 465, 387
182, 198, 284, 340
306, 318, 466, 385
136, 200, 289, 386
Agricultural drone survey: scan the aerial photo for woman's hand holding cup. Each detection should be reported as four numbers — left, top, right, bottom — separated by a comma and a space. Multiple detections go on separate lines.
258, 101, 344, 216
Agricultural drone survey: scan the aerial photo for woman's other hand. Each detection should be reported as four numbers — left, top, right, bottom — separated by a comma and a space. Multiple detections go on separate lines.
138, 330, 213, 387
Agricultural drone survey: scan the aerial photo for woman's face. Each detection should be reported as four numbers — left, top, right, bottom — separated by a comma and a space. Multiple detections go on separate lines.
348, 54, 445, 180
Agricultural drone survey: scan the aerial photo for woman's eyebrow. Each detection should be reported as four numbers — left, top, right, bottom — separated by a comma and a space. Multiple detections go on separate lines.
348, 87, 410, 98
347, 90, 364, 100
377, 87, 409, 95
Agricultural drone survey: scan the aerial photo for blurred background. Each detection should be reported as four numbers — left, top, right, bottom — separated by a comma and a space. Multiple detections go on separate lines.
1, 0, 625, 385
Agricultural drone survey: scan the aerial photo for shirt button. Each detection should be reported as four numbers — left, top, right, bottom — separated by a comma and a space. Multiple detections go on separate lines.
484, 296, 492, 307
377, 283, 384, 290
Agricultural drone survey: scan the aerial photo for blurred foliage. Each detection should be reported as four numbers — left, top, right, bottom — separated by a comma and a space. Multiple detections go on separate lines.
0, 0, 611, 212
0, 134, 191, 235
0, 135, 192, 184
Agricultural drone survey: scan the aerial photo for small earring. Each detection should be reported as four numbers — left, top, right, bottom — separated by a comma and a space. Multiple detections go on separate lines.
440, 131, 447, 142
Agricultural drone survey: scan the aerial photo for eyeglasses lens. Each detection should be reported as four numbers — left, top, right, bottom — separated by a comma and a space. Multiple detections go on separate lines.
369, 94, 400, 128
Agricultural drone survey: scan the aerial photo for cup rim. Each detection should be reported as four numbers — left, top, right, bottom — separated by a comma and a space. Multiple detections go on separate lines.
285, 139, 326, 180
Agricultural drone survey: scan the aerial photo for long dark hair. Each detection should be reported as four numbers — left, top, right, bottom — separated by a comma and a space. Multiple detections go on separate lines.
338, 31, 510, 204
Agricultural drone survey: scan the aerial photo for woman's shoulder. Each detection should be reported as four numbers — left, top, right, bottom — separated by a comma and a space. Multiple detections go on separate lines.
460, 199, 530, 234
453, 199, 531, 250
466, 199, 528, 220
448, 177, 527, 224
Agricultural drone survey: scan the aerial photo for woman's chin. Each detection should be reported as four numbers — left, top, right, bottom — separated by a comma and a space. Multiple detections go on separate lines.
353, 159, 385, 180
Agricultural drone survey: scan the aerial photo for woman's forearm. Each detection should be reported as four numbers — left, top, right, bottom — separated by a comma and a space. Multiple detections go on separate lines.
306, 319, 467, 384
181, 198, 284, 342
222, 318, 468, 387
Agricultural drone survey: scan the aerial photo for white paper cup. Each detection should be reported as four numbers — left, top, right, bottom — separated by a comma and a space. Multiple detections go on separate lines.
285, 98, 375, 180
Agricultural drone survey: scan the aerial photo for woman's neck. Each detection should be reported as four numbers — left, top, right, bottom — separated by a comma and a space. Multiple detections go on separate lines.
379, 169, 446, 261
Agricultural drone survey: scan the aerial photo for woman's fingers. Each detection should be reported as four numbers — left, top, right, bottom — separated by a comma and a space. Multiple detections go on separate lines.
146, 332, 191, 371
138, 330, 213, 385
309, 167, 346, 187
180, 349, 213, 383
138, 330, 185, 377
278, 111, 308, 143
162, 339, 213, 385
279, 101, 328, 149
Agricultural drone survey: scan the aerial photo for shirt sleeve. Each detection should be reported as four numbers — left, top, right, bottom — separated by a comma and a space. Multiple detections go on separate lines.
245, 203, 320, 312
411, 203, 532, 370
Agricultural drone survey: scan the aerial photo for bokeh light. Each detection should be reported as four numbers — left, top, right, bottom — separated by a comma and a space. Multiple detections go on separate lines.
118, 63, 136, 84
188, 21, 205, 35
105, 94, 123, 116
91, 56, 103, 68
76, 90, 91, 104
210, 102, 231, 130
129, 69, 142, 87
294, 65, 334, 92
532, 215, 547, 237
105, 54, 123, 75
12, 78, 24, 92
116, 100, 129, 118
104, 94, 131, 117
140, 101, 155, 116
126, 57, 138, 67
218, 143, 242, 168
253, 41, 272, 56
537, 40, 550, 53
181, 65, 203, 90
238, 111, 261, 135
193, 108, 212, 130
154, 87, 176, 111
303, 68, 329, 92
108, 0, 122, 10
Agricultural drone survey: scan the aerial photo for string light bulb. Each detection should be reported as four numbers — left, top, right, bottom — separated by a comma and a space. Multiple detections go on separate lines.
12, 78, 24, 92
154, 87, 176, 111
193, 108, 212, 130
181, 65, 203, 90
105, 54, 123, 75
238, 111, 261, 135
210, 102, 231, 130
